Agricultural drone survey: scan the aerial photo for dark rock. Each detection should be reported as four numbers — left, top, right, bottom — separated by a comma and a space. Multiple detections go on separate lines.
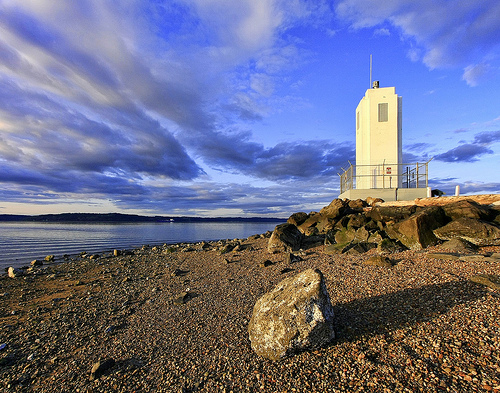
377, 238, 407, 253
287, 212, 309, 227
366, 197, 384, 206
324, 229, 336, 245
354, 227, 370, 242
284, 253, 302, 264
363, 255, 393, 267
347, 214, 369, 229
434, 217, 500, 245
386, 209, 442, 250
334, 215, 350, 230
324, 243, 351, 255
437, 238, 479, 253
173, 291, 194, 305
171, 269, 189, 277
492, 205, 500, 225
470, 274, 500, 290
30, 259, 43, 267
367, 231, 384, 244
441, 200, 491, 221
367, 205, 418, 222
90, 358, 115, 380
320, 199, 349, 220
334, 227, 356, 245
304, 226, 319, 236
431, 189, 445, 197
232, 244, 243, 252
364, 220, 379, 231
426, 253, 461, 261
248, 269, 335, 360
297, 213, 322, 234
345, 242, 377, 255
348, 199, 368, 210
316, 216, 333, 233
268, 223, 304, 253
302, 235, 325, 249
260, 260, 274, 267
45, 255, 55, 262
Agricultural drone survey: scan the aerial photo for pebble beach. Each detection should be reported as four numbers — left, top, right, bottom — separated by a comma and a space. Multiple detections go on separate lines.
1, 235, 499, 392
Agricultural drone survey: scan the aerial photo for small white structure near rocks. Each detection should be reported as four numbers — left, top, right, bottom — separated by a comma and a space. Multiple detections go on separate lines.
248, 268, 335, 360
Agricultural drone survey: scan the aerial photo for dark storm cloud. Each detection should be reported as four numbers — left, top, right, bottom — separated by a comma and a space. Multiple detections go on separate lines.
254, 141, 353, 180
434, 129, 500, 163
405, 142, 433, 152
434, 144, 493, 163
184, 123, 354, 181
473, 130, 500, 145
0, 76, 203, 182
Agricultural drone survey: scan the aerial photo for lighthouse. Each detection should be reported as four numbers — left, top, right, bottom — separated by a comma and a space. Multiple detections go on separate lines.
338, 81, 430, 201
355, 81, 402, 189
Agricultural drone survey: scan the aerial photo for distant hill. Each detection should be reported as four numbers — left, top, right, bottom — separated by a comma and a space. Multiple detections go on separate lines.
0, 213, 285, 223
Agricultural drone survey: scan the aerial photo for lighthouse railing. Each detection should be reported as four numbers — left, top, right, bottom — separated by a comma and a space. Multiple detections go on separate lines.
338, 159, 431, 193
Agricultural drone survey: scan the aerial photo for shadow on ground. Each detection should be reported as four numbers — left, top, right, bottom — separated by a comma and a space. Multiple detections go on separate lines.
332, 279, 487, 342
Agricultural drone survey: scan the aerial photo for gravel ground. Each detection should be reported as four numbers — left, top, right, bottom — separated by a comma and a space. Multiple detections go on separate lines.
1, 235, 499, 392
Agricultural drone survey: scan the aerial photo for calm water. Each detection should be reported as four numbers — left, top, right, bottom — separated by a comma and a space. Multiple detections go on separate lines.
0, 221, 283, 269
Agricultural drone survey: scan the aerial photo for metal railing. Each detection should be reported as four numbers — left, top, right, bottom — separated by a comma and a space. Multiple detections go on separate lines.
339, 159, 432, 194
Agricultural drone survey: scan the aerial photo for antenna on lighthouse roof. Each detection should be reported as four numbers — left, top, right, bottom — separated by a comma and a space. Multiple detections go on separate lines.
369, 54, 372, 89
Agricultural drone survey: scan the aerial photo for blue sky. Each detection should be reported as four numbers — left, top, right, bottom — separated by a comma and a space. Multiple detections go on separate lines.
0, 0, 499, 217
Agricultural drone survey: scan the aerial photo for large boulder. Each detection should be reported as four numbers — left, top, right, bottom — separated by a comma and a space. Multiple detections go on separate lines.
386, 208, 443, 250
334, 227, 356, 244
441, 200, 490, 221
297, 213, 322, 234
268, 223, 304, 253
347, 214, 369, 229
287, 212, 309, 227
434, 217, 500, 245
248, 269, 335, 360
320, 199, 349, 220
367, 205, 418, 223
347, 199, 368, 211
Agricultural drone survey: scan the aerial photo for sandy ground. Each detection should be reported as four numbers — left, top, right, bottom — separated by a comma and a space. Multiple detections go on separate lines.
1, 233, 500, 392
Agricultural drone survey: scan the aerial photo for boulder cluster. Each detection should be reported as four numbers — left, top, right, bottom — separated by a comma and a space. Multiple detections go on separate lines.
269, 198, 500, 255
249, 196, 500, 361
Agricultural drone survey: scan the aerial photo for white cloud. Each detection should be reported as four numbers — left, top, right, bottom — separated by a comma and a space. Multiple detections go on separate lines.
335, 0, 500, 83
462, 63, 492, 87
373, 28, 390, 37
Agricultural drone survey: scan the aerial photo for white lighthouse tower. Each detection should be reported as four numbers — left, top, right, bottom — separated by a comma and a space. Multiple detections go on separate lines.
355, 81, 402, 189
338, 80, 430, 201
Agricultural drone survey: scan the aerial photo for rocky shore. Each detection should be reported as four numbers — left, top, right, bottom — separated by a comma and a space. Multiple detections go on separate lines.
1, 199, 500, 392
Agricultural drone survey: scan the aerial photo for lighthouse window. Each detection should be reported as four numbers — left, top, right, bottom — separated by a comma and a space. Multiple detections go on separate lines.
378, 103, 388, 122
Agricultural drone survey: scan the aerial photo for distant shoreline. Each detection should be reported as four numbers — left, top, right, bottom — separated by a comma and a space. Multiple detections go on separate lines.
0, 212, 286, 224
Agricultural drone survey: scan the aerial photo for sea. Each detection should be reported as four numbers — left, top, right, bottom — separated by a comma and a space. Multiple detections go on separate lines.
0, 221, 284, 270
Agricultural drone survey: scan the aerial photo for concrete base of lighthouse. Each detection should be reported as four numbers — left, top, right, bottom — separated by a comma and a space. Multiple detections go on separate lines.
338, 187, 428, 202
